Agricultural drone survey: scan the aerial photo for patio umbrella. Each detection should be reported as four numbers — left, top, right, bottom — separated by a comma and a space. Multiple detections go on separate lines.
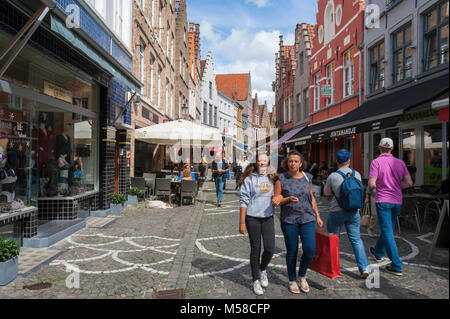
135, 119, 222, 146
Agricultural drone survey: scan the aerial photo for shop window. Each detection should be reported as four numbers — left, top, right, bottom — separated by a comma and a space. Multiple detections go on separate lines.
372, 133, 382, 160
296, 93, 302, 122
35, 107, 99, 198
369, 40, 385, 92
424, 124, 446, 186
392, 23, 412, 83
387, 128, 400, 158
343, 49, 354, 97
423, 1, 449, 72
325, 62, 334, 106
313, 72, 320, 111
303, 88, 309, 120
0, 97, 39, 210
0, 31, 100, 206
402, 128, 417, 183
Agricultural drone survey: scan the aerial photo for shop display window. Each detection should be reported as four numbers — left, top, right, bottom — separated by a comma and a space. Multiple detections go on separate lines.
0, 96, 38, 212
402, 128, 417, 183
35, 107, 98, 198
0, 30, 99, 208
424, 124, 447, 186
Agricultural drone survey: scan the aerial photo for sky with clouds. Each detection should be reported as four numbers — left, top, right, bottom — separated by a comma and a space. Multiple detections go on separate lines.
186, 0, 318, 111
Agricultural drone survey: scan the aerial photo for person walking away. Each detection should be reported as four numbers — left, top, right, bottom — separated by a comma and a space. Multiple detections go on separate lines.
212, 152, 229, 207
272, 151, 323, 294
235, 155, 250, 190
323, 149, 370, 279
368, 138, 413, 276
239, 153, 277, 295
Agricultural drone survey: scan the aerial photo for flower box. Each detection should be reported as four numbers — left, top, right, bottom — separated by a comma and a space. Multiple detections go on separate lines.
0, 256, 18, 286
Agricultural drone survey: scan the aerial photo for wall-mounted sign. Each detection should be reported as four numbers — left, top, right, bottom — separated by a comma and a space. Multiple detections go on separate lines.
321, 84, 332, 97
295, 140, 307, 146
43, 81, 73, 103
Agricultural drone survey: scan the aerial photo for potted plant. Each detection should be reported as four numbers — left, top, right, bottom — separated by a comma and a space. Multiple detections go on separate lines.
128, 187, 143, 205
0, 238, 20, 286
110, 193, 127, 215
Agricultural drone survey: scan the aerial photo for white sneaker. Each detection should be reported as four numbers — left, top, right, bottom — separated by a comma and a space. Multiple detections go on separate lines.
260, 270, 269, 288
253, 280, 264, 295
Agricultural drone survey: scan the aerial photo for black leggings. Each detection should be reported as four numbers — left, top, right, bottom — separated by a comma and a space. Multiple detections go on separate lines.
245, 215, 275, 281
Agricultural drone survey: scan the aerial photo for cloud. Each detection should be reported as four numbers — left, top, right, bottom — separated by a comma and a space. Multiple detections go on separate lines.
201, 22, 293, 109
245, 0, 271, 8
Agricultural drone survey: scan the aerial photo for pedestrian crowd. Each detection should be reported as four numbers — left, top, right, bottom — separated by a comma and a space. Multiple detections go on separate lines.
223, 137, 414, 295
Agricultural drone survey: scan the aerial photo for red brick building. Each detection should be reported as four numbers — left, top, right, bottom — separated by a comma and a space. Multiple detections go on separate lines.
274, 36, 296, 136
307, 0, 365, 171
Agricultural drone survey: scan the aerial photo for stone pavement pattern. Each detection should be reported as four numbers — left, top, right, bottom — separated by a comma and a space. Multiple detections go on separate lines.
0, 179, 448, 299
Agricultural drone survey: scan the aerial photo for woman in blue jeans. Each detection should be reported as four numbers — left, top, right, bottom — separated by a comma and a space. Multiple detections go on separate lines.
272, 151, 323, 294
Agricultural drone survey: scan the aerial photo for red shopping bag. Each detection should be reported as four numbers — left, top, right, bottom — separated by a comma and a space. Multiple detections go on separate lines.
309, 229, 341, 279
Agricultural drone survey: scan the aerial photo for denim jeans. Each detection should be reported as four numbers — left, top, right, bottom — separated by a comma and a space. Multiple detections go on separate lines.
215, 177, 224, 203
374, 202, 402, 271
281, 221, 316, 281
327, 210, 370, 273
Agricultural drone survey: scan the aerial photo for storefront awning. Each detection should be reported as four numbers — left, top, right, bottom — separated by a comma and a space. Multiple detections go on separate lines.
287, 73, 449, 144
278, 125, 307, 145
311, 115, 401, 142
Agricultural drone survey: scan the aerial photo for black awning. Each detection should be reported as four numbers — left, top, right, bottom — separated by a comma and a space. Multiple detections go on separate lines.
306, 73, 449, 141
311, 115, 401, 142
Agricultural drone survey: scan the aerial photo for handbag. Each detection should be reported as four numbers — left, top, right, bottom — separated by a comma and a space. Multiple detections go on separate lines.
360, 204, 371, 228
309, 229, 341, 279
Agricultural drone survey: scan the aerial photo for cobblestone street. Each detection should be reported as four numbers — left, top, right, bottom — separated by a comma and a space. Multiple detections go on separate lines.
0, 180, 448, 299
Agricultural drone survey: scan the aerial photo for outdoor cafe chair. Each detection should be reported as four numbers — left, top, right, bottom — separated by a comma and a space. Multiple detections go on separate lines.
143, 173, 157, 195
131, 177, 150, 199
180, 180, 197, 206
155, 178, 172, 203
398, 196, 422, 234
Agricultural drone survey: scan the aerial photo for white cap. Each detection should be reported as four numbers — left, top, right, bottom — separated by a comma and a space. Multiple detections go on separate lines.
379, 137, 394, 149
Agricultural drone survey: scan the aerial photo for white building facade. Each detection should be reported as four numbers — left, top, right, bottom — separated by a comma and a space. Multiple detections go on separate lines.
200, 52, 220, 128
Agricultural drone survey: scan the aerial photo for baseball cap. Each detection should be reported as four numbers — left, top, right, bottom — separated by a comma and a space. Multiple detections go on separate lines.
379, 137, 394, 149
336, 149, 351, 164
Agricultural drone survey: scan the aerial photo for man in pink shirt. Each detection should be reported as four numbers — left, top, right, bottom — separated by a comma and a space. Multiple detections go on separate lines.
368, 138, 413, 276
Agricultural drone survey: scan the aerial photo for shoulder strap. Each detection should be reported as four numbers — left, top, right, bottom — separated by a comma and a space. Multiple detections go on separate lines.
352, 169, 356, 177
303, 171, 309, 183
335, 170, 348, 179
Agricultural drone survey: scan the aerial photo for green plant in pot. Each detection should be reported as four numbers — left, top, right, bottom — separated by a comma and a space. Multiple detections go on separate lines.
110, 193, 127, 215
0, 238, 20, 286
128, 187, 143, 205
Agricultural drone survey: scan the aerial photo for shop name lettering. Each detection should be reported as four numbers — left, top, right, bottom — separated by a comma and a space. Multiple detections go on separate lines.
330, 127, 356, 138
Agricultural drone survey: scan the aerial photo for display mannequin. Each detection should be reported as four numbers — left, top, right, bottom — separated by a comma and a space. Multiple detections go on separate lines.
0, 151, 18, 203
38, 123, 50, 169
55, 132, 72, 196
42, 157, 58, 197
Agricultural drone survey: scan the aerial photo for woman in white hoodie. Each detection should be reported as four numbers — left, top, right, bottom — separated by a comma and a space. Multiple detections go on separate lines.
238, 153, 277, 295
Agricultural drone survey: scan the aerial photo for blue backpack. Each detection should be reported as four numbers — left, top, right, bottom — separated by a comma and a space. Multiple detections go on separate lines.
335, 170, 365, 212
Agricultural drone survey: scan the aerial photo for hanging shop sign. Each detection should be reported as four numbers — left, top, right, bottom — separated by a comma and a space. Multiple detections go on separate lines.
43, 81, 73, 104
